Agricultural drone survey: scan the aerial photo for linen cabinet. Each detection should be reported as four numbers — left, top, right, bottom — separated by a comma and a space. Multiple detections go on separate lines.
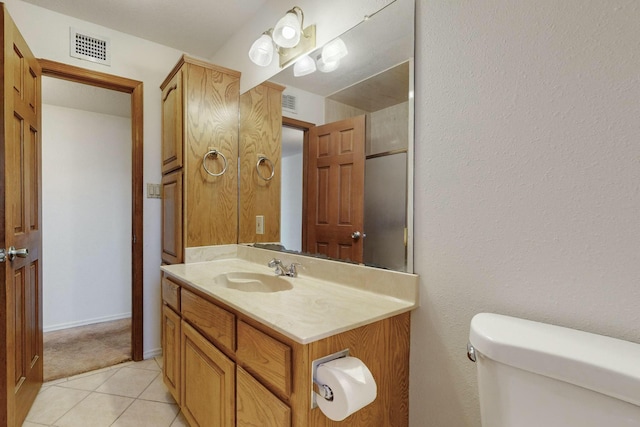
160, 55, 240, 264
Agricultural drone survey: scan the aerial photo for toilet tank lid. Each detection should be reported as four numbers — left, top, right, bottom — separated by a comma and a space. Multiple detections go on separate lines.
469, 313, 640, 407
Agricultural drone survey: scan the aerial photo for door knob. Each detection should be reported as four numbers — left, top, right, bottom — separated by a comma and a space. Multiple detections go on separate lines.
0, 246, 29, 262
351, 231, 366, 240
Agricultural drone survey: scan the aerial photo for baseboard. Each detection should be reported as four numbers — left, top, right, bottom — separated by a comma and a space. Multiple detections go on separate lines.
144, 348, 162, 360
44, 312, 132, 333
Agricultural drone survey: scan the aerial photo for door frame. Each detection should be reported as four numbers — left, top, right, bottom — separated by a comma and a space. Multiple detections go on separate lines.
38, 59, 144, 361
282, 116, 313, 252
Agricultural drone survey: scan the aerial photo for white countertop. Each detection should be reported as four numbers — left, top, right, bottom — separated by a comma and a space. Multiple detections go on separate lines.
161, 256, 418, 344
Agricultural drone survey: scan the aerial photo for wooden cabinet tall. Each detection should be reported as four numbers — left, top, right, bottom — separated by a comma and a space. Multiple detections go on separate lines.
160, 55, 240, 264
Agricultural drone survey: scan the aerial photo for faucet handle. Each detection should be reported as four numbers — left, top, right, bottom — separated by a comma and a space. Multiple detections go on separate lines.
287, 262, 301, 277
268, 258, 281, 268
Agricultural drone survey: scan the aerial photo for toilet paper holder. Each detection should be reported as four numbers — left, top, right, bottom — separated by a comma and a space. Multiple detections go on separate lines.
310, 348, 349, 408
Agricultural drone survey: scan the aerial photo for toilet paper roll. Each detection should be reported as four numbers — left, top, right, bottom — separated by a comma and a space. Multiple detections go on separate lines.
315, 356, 377, 421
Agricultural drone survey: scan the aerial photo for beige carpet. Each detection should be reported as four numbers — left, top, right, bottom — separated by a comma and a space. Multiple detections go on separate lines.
44, 318, 132, 382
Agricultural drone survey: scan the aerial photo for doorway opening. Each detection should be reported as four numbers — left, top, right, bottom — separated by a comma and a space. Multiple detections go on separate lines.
38, 60, 144, 377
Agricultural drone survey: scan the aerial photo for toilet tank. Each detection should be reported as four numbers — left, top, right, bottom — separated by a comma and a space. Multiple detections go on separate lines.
468, 313, 640, 427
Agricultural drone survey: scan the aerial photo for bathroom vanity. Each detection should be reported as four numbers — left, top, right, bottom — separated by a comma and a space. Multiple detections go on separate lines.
160, 245, 418, 427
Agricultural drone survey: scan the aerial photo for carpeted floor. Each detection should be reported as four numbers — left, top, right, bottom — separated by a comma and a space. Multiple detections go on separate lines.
44, 318, 132, 382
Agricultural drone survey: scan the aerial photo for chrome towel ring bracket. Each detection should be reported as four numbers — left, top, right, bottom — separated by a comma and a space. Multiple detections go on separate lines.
256, 155, 275, 181
203, 149, 228, 177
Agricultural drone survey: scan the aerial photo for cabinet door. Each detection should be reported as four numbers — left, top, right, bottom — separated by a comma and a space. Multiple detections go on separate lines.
237, 367, 291, 427
162, 305, 181, 404
182, 320, 235, 427
161, 169, 183, 264
161, 70, 183, 174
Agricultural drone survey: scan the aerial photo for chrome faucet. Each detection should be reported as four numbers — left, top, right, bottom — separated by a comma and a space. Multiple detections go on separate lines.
268, 258, 300, 277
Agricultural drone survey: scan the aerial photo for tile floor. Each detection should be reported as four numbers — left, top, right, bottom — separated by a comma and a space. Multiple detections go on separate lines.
23, 357, 189, 427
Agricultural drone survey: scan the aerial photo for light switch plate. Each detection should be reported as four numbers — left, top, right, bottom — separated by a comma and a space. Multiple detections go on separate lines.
256, 215, 264, 234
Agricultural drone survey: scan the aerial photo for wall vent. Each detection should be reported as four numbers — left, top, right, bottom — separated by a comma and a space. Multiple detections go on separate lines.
282, 93, 298, 114
70, 28, 111, 66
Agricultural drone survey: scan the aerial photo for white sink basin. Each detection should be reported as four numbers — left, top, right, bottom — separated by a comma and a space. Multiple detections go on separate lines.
213, 272, 293, 293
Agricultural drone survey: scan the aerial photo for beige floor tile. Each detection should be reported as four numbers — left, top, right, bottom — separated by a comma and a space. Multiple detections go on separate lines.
129, 358, 161, 372
57, 369, 117, 392
25, 386, 90, 425
154, 356, 163, 370
95, 367, 158, 398
22, 421, 48, 427
54, 392, 133, 427
170, 412, 190, 427
111, 400, 179, 427
138, 375, 175, 403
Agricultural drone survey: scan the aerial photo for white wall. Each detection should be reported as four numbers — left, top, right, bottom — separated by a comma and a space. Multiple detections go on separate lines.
5, 0, 185, 358
42, 104, 131, 331
411, 1, 640, 425
282, 86, 325, 125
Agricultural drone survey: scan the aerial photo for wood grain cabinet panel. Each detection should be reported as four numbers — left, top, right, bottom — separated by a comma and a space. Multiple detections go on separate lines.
237, 366, 291, 427
161, 70, 183, 174
160, 55, 240, 264
161, 169, 183, 264
239, 81, 285, 243
161, 305, 181, 404
237, 320, 292, 398
181, 288, 236, 354
161, 276, 180, 311
181, 320, 235, 427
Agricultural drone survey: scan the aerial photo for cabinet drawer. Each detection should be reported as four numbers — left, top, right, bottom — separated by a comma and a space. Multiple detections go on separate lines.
237, 366, 291, 427
237, 321, 291, 398
162, 276, 180, 311
181, 289, 236, 353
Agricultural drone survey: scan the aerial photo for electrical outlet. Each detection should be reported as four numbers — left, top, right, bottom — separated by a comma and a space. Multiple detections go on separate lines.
256, 215, 264, 234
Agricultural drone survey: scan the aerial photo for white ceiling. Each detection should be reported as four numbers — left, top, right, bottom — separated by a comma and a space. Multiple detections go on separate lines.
21, 0, 267, 59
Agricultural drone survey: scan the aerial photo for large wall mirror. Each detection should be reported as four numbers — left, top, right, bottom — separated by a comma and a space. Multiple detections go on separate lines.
241, 0, 414, 273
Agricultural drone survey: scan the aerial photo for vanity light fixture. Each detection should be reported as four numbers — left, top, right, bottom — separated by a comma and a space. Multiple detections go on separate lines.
293, 54, 316, 76
321, 37, 348, 64
292, 37, 348, 76
248, 6, 316, 68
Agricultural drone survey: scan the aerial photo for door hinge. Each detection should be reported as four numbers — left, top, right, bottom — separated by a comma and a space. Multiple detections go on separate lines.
0, 248, 5, 263
133, 235, 137, 244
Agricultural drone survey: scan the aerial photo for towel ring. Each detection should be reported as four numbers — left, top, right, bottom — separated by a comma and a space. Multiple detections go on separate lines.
256, 156, 275, 181
203, 149, 228, 177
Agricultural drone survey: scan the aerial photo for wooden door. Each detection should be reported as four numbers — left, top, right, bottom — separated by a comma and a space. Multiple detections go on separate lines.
0, 6, 43, 426
181, 320, 235, 427
306, 116, 365, 263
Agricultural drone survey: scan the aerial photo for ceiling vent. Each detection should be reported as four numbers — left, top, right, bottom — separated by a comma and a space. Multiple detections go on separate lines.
282, 93, 298, 114
70, 28, 111, 66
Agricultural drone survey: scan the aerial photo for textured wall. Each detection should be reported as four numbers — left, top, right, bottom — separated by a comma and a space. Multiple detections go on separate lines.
411, 0, 640, 425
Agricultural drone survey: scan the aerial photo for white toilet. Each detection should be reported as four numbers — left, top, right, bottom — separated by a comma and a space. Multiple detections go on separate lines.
468, 313, 640, 426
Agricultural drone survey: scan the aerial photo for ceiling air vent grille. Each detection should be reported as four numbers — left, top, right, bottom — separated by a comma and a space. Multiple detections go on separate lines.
70, 28, 111, 66
282, 93, 298, 114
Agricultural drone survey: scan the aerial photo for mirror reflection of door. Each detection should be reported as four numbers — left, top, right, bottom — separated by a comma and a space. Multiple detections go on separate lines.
307, 116, 366, 263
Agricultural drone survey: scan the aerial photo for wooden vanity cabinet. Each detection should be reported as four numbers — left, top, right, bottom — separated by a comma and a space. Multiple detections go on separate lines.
160, 55, 240, 264
160, 273, 411, 427
161, 277, 181, 404
181, 320, 235, 427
